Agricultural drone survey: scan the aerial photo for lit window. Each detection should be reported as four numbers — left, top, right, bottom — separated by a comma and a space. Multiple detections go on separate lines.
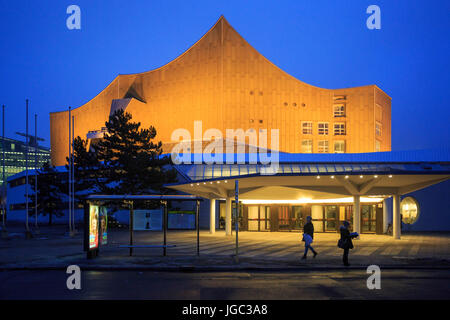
375, 140, 381, 152
334, 123, 346, 135
302, 122, 313, 134
376, 122, 382, 136
318, 140, 329, 153
333, 104, 345, 117
301, 139, 313, 153
333, 95, 346, 101
318, 123, 329, 135
334, 141, 345, 153
400, 197, 420, 224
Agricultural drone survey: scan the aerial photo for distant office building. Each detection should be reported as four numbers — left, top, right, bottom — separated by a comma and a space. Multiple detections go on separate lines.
0, 136, 50, 188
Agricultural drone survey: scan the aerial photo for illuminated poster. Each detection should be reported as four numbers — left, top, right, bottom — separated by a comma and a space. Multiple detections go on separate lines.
99, 206, 108, 245
168, 211, 195, 229
133, 209, 162, 230
89, 205, 99, 249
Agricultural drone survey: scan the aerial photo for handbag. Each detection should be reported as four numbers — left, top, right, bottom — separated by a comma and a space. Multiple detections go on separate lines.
337, 238, 346, 249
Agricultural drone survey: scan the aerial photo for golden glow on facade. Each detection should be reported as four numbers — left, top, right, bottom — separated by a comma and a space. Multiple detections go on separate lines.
50, 16, 391, 166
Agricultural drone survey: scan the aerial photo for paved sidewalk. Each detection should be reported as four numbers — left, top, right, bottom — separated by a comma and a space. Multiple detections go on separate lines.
1, 224, 450, 270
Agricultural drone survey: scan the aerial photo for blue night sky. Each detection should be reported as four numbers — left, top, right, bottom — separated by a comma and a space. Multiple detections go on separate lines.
0, 0, 449, 150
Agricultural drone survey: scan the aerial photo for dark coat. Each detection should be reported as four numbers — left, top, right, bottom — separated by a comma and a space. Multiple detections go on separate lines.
303, 222, 314, 239
340, 226, 354, 249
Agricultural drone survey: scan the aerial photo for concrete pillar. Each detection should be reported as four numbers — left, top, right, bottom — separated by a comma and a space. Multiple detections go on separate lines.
225, 197, 232, 236
383, 198, 388, 233
353, 195, 361, 236
209, 199, 216, 234
393, 194, 401, 239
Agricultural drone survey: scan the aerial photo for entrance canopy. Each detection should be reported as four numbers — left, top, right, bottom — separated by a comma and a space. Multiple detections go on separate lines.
166, 150, 450, 201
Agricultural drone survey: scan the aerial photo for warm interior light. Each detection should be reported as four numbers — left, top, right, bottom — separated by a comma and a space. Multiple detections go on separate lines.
331, 175, 335, 179
241, 197, 384, 205
374, 175, 378, 178
359, 175, 363, 178
345, 175, 349, 179
389, 175, 393, 178
316, 176, 320, 179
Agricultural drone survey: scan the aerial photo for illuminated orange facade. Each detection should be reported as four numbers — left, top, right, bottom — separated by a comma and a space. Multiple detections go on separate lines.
50, 16, 391, 166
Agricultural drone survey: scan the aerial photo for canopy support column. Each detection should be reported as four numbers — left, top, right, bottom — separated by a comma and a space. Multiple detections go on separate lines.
209, 199, 216, 234
225, 197, 232, 236
353, 195, 361, 237
393, 194, 401, 239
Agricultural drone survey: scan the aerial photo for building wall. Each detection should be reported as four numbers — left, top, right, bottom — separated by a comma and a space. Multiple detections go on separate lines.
401, 180, 450, 232
50, 17, 391, 166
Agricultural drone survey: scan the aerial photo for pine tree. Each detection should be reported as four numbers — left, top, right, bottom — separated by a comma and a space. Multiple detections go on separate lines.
29, 161, 64, 225
73, 109, 177, 195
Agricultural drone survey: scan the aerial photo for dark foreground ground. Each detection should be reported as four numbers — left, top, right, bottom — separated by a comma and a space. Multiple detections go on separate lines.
1, 269, 449, 300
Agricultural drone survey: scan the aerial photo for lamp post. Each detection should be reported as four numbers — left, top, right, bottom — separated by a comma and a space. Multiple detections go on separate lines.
72, 115, 76, 234
25, 99, 31, 239
1, 105, 7, 237
234, 179, 239, 263
68, 106, 72, 236
34, 114, 39, 233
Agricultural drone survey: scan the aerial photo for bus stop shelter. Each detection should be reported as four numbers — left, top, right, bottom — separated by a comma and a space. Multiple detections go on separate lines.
83, 194, 203, 259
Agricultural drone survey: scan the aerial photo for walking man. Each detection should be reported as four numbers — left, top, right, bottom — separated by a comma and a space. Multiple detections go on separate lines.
301, 216, 317, 260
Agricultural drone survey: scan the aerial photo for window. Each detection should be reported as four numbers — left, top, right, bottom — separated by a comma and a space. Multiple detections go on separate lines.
302, 122, 313, 134
318, 140, 329, 153
318, 122, 329, 135
376, 121, 382, 136
334, 141, 345, 153
401, 197, 420, 224
375, 140, 381, 152
333, 104, 345, 117
301, 139, 313, 153
333, 95, 346, 101
334, 123, 346, 135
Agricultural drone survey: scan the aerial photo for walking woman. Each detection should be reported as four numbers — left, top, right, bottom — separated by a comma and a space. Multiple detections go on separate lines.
301, 216, 317, 260
339, 221, 358, 266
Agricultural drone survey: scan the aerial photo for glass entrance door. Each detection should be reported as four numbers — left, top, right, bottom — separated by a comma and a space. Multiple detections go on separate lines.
278, 206, 290, 231
247, 205, 259, 231
291, 206, 303, 230
324, 205, 339, 232
361, 205, 377, 233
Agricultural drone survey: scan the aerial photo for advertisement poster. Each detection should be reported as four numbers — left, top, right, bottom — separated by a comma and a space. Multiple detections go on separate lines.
99, 206, 108, 245
89, 204, 99, 249
133, 209, 162, 230
168, 211, 195, 230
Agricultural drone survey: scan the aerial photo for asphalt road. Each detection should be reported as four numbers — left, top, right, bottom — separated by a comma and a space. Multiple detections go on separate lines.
1, 269, 449, 300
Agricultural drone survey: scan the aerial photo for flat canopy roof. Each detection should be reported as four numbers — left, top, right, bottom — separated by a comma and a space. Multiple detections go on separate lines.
85, 194, 203, 201
166, 150, 450, 200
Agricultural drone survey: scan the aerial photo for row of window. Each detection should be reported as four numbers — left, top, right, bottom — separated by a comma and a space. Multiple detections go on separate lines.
301, 140, 346, 153
302, 122, 346, 136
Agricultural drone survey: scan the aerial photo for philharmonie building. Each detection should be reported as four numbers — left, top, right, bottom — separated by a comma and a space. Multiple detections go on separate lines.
12, 17, 450, 237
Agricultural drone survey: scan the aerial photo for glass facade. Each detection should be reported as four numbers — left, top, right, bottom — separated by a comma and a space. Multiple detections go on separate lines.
228, 203, 384, 234
0, 137, 51, 188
